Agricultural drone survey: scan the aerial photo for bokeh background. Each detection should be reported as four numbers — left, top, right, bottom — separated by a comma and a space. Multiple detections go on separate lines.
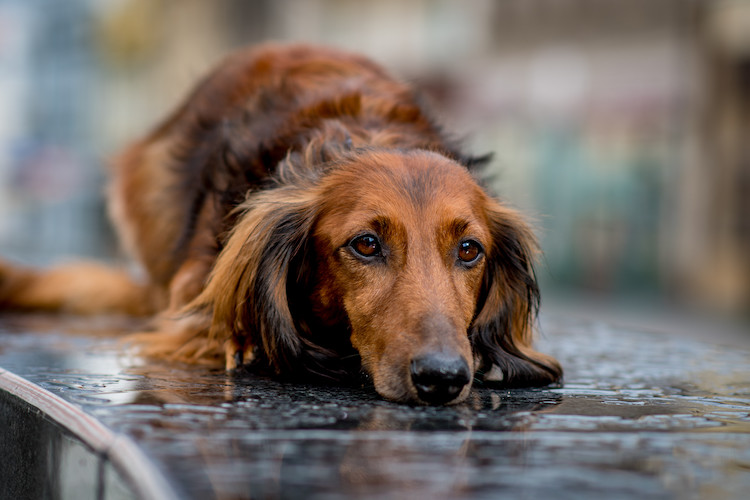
0, 0, 748, 336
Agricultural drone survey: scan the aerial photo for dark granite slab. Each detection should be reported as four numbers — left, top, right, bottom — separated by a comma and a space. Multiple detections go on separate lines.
1, 314, 749, 499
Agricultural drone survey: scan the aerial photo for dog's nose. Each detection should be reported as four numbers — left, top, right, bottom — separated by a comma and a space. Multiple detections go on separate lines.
410, 353, 471, 404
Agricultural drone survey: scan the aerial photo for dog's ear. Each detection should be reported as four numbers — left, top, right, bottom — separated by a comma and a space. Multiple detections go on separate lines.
470, 203, 562, 387
198, 183, 319, 373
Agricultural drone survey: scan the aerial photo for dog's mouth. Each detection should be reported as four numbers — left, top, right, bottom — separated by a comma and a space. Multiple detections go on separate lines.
365, 352, 473, 406
411, 381, 471, 405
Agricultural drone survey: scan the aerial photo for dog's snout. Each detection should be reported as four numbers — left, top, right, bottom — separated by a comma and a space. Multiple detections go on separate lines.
410, 353, 471, 404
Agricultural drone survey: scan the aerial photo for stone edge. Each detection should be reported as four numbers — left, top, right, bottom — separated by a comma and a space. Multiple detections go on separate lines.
0, 367, 179, 500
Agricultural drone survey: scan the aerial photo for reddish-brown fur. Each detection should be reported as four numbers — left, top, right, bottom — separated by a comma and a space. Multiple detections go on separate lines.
0, 44, 561, 404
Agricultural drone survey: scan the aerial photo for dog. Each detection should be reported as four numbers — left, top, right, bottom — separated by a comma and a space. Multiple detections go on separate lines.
0, 44, 562, 405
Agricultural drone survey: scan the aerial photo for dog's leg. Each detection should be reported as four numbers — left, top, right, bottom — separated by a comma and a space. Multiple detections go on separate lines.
0, 259, 162, 316
164, 192, 226, 312
167, 257, 214, 312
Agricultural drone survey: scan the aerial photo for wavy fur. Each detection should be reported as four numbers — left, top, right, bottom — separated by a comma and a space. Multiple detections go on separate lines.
0, 44, 561, 404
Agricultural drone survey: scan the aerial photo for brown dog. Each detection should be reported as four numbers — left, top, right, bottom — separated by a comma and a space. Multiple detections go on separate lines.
0, 44, 561, 404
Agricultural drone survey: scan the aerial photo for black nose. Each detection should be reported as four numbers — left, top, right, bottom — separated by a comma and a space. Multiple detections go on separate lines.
410, 353, 471, 404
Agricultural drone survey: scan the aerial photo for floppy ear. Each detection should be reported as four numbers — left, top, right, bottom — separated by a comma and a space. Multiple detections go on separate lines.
470, 203, 562, 387
197, 183, 319, 374
131, 185, 316, 370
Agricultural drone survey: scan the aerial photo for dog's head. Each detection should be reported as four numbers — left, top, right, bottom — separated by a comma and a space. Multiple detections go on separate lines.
202, 148, 561, 404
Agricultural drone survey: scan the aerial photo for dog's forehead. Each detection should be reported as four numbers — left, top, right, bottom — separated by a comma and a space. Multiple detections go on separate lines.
318, 151, 488, 239
335, 150, 481, 201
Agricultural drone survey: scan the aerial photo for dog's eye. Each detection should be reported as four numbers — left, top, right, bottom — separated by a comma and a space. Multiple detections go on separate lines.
457, 240, 483, 264
350, 234, 382, 258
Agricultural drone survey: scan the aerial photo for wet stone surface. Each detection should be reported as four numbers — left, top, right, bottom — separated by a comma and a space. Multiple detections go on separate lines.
1, 314, 749, 499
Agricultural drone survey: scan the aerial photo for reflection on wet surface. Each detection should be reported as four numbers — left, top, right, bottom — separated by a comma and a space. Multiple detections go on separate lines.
1, 314, 749, 499
0, 389, 139, 500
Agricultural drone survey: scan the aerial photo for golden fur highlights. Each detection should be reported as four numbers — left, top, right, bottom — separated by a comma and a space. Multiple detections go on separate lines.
0, 44, 561, 404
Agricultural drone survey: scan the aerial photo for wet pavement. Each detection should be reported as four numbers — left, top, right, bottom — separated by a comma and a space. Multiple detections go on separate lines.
0, 313, 749, 499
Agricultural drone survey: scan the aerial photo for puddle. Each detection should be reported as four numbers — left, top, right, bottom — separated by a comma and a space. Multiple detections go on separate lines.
1, 314, 749, 499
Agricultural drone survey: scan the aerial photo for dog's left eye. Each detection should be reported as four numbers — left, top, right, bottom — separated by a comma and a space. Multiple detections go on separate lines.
457, 240, 483, 265
349, 234, 382, 259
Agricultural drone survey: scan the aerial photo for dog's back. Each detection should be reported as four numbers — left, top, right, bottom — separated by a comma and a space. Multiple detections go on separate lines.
110, 44, 459, 310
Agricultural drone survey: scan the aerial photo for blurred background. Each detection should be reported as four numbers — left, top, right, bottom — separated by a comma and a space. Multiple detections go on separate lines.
0, 0, 748, 337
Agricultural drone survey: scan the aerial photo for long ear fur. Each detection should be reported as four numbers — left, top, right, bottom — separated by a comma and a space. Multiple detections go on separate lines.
194, 153, 360, 379
198, 181, 318, 373
126, 183, 316, 369
470, 202, 562, 387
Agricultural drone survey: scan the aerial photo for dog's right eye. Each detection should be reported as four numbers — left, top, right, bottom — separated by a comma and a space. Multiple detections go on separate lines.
349, 234, 382, 259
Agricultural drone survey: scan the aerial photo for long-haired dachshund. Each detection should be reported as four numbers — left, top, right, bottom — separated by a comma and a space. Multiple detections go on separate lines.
0, 44, 561, 405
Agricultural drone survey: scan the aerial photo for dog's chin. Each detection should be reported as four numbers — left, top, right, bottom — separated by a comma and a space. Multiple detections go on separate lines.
413, 382, 472, 406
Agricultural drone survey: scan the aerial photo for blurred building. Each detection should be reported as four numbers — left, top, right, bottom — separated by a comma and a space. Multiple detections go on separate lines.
0, 0, 748, 315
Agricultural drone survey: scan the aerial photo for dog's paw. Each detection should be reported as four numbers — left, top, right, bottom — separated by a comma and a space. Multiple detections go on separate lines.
224, 340, 257, 372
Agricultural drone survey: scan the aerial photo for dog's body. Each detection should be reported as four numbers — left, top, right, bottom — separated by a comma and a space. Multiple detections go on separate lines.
0, 44, 561, 404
